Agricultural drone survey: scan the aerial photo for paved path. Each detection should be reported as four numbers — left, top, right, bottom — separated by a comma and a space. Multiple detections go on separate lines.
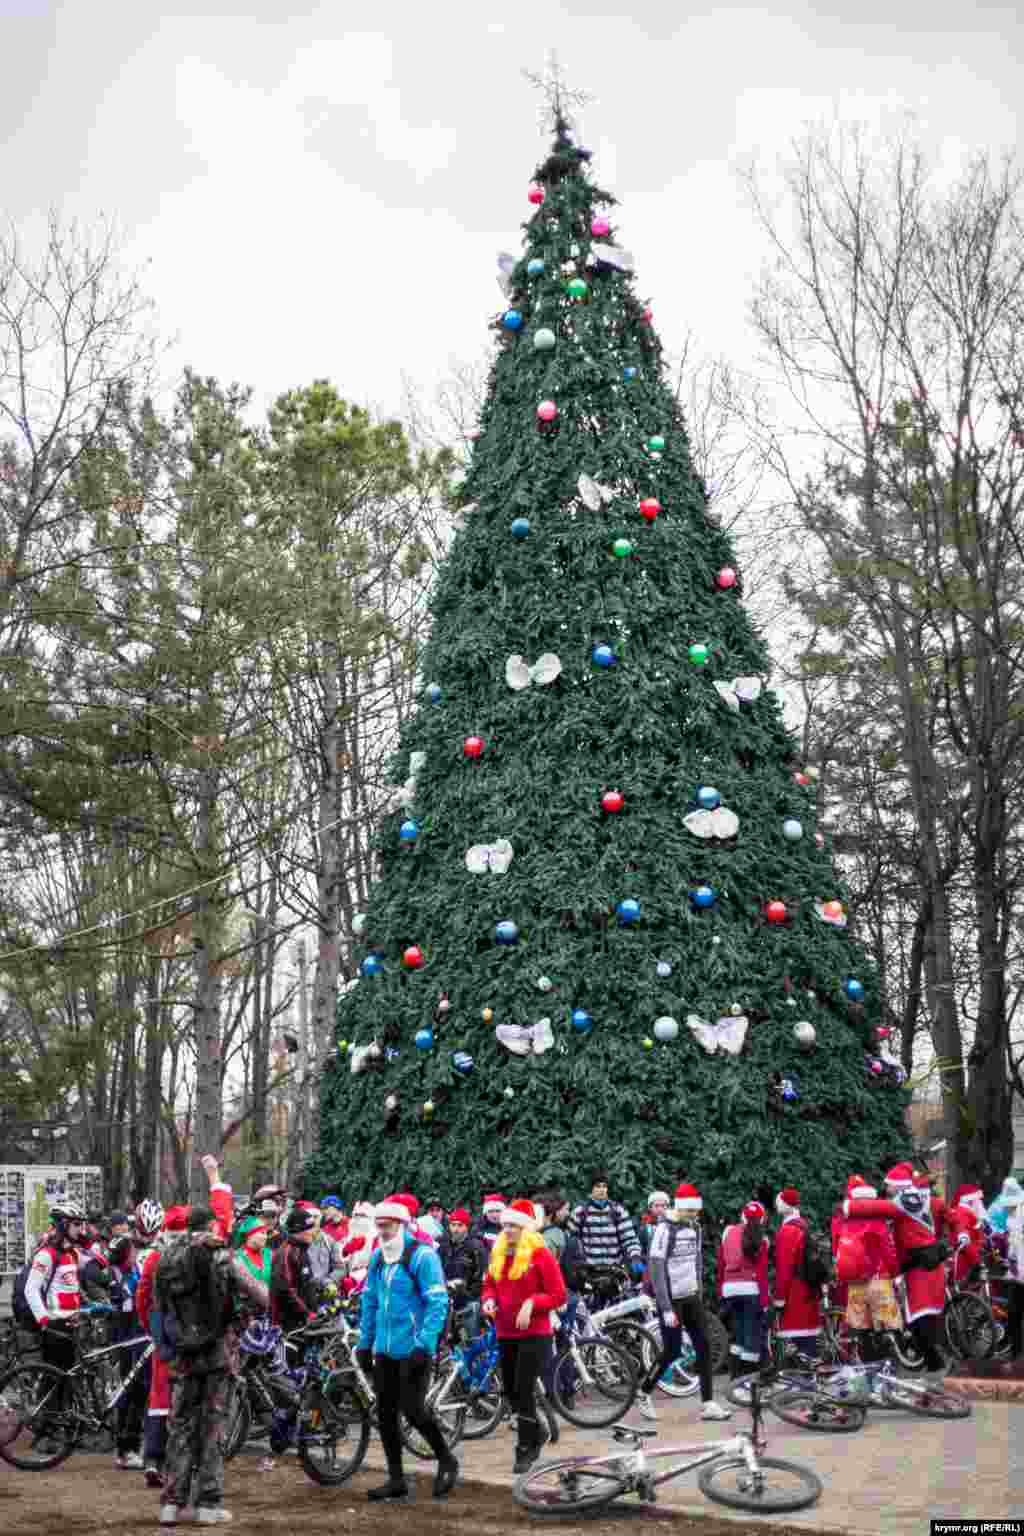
361, 1392, 1021, 1535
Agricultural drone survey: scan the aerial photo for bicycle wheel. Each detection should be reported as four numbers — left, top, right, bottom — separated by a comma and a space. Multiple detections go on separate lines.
223, 1380, 252, 1462
399, 1378, 466, 1461
536, 1384, 560, 1447
298, 1378, 371, 1486
513, 1455, 630, 1515
889, 1330, 926, 1373
946, 1296, 997, 1361
460, 1384, 505, 1440
551, 1339, 637, 1428
771, 1390, 866, 1432
604, 1321, 659, 1379
0, 1364, 77, 1470
874, 1376, 971, 1418
705, 1313, 729, 1375
699, 1455, 823, 1512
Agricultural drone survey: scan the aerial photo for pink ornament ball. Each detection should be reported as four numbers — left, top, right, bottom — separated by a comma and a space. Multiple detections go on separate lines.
814, 832, 825, 848
765, 900, 788, 924
528, 184, 546, 206
591, 216, 610, 237
641, 306, 653, 324
536, 400, 558, 423
716, 567, 737, 590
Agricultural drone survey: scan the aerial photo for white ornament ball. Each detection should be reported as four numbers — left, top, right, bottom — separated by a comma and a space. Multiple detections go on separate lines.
503, 1085, 515, 1099
352, 912, 368, 935
384, 1093, 398, 1112
536, 975, 554, 992
782, 819, 803, 842
730, 1002, 743, 1016
712, 937, 722, 946
656, 960, 672, 978
653, 1015, 679, 1042
533, 327, 556, 351
793, 1021, 817, 1050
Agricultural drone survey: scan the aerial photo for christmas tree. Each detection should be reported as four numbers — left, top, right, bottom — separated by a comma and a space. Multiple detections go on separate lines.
308, 98, 912, 1232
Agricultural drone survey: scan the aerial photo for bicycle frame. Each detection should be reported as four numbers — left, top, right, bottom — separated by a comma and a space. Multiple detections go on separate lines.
586, 1430, 764, 1491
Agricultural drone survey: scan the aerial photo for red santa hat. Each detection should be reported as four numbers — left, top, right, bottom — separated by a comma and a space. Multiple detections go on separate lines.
482, 1193, 505, 1217
448, 1207, 471, 1225
501, 1199, 538, 1229
884, 1162, 915, 1190
674, 1183, 703, 1211
374, 1195, 413, 1223
163, 1205, 190, 1233
296, 1200, 320, 1214
912, 1171, 932, 1189
742, 1200, 766, 1223
395, 1193, 419, 1218
775, 1187, 800, 1214
846, 1175, 877, 1200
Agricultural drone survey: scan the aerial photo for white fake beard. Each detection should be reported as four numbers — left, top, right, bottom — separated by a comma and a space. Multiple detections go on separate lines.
379, 1233, 405, 1264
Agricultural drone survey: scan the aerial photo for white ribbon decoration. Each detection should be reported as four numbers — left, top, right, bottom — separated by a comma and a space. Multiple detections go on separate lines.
386, 750, 426, 812
464, 839, 514, 874
350, 1040, 382, 1075
496, 251, 516, 296
589, 243, 635, 272
713, 676, 763, 714
496, 1018, 555, 1056
577, 473, 615, 511
506, 653, 562, 691
685, 1014, 749, 1056
683, 806, 740, 840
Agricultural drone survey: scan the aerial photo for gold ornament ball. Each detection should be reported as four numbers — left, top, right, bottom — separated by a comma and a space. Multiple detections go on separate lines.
482, 1007, 494, 1023
423, 1099, 434, 1117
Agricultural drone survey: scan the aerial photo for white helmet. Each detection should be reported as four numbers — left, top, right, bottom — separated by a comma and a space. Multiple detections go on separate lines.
50, 1199, 86, 1223
135, 1199, 165, 1237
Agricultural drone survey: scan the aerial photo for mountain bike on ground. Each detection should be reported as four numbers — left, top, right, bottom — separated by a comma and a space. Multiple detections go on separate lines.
726, 1359, 867, 1431
513, 1367, 822, 1516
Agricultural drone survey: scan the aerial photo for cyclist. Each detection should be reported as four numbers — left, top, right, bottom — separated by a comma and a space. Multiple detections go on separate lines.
24, 1199, 85, 1445
107, 1200, 163, 1471
639, 1192, 670, 1260
438, 1207, 486, 1338
946, 1185, 985, 1285
472, 1194, 507, 1254
641, 1182, 731, 1422
835, 1175, 901, 1362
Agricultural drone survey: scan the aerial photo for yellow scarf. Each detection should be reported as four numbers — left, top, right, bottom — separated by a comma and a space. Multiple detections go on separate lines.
489, 1228, 545, 1282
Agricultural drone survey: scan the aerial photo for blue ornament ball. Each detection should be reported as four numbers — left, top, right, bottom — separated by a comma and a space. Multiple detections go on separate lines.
414, 1027, 434, 1051
425, 682, 442, 704
527, 258, 545, 276
452, 1050, 474, 1076
623, 366, 637, 380
399, 819, 419, 842
696, 785, 721, 811
616, 898, 641, 926
502, 310, 524, 331
571, 1007, 593, 1034
592, 644, 616, 668
510, 517, 531, 540
691, 885, 715, 909
781, 1076, 800, 1102
844, 977, 865, 1002
360, 954, 383, 977
495, 920, 519, 945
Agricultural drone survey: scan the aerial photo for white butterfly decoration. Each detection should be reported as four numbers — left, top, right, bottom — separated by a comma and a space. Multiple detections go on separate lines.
386, 749, 426, 813
814, 900, 848, 929
684, 806, 740, 840
713, 676, 763, 714
464, 839, 514, 875
589, 243, 635, 273
350, 1040, 382, 1076
577, 473, 616, 511
506, 653, 562, 691
685, 1013, 749, 1056
496, 251, 516, 296
496, 1018, 555, 1056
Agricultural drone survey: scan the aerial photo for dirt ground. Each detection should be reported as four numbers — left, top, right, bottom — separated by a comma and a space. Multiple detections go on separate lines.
0, 1452, 848, 1536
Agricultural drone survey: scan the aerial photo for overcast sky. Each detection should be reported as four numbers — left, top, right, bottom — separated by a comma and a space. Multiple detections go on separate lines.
2, 0, 1020, 421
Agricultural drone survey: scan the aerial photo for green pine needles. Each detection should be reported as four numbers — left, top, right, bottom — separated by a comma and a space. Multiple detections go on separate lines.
309, 119, 912, 1230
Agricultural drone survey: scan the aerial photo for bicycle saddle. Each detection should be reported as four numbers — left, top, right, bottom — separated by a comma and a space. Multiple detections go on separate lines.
611, 1422, 658, 1441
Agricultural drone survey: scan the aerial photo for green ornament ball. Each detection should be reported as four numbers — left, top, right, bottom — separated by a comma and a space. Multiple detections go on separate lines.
688, 642, 710, 666
611, 538, 633, 558
566, 277, 588, 300
647, 435, 666, 453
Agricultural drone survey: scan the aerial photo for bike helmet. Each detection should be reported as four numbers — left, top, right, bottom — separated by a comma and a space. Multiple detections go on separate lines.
50, 1199, 86, 1224
135, 1199, 165, 1238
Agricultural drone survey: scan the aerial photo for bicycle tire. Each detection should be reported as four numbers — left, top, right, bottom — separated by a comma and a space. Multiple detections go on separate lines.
875, 1376, 971, 1419
770, 1389, 866, 1432
603, 1321, 658, 1379
513, 1455, 630, 1515
536, 1384, 560, 1446
399, 1386, 466, 1460
705, 1312, 729, 1375
889, 1330, 926, 1373
222, 1380, 252, 1462
460, 1384, 505, 1440
700, 1454, 822, 1512
551, 1339, 637, 1428
298, 1378, 371, 1486
0, 1363, 77, 1471
946, 1296, 997, 1361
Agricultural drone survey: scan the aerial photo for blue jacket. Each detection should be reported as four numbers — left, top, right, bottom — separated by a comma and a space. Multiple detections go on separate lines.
358, 1235, 449, 1359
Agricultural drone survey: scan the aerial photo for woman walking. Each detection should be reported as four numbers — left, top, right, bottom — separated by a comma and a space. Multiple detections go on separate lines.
717, 1199, 770, 1390
481, 1198, 567, 1475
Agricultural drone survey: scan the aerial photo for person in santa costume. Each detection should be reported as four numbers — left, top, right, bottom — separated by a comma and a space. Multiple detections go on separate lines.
340, 1201, 377, 1291
945, 1185, 986, 1285
846, 1162, 947, 1376
473, 1194, 506, 1252
771, 1187, 821, 1358
836, 1175, 901, 1360
717, 1200, 770, 1384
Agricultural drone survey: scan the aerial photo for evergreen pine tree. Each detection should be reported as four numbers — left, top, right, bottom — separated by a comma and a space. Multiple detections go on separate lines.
310, 110, 912, 1230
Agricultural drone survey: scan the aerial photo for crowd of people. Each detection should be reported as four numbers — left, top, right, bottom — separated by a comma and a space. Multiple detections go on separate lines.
12, 1156, 1023, 1522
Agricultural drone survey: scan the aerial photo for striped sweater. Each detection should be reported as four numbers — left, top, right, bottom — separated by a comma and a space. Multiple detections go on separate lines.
568, 1200, 641, 1269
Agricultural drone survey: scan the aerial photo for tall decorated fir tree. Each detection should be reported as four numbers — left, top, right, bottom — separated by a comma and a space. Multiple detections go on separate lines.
309, 102, 911, 1231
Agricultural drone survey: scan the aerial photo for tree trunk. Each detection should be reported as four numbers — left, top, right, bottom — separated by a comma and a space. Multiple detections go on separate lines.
310, 661, 342, 1066
191, 761, 224, 1204
968, 777, 1014, 1199
140, 956, 163, 1200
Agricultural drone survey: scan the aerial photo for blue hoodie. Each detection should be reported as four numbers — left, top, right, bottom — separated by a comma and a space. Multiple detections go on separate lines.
358, 1232, 449, 1359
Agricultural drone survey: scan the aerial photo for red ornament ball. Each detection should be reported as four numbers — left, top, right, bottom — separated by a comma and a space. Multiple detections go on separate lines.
402, 945, 425, 970
528, 184, 546, 206
765, 900, 788, 924
716, 566, 737, 589
463, 736, 485, 759
591, 216, 610, 237
639, 498, 661, 523
876, 1026, 891, 1039
641, 306, 653, 324
793, 771, 811, 786
536, 399, 558, 423
601, 789, 625, 814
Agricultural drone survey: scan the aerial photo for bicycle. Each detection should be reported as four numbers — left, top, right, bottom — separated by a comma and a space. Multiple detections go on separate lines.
943, 1267, 998, 1361
727, 1360, 866, 1431
587, 1278, 728, 1398
544, 1293, 639, 1427
0, 1307, 155, 1470
421, 1316, 559, 1449
513, 1368, 822, 1516
837, 1358, 971, 1419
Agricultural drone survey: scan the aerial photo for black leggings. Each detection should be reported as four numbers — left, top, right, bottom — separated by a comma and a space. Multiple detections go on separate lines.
499, 1336, 548, 1451
642, 1296, 712, 1402
1005, 1284, 1024, 1359
909, 1314, 945, 1372
373, 1355, 448, 1473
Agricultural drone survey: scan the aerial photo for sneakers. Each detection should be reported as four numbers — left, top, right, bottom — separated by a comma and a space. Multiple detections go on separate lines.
731, 1384, 751, 1404
635, 1391, 658, 1422
196, 1511, 232, 1525
116, 1449, 145, 1470
158, 1510, 196, 1527
366, 1478, 410, 1502
701, 1400, 732, 1421
144, 1463, 164, 1489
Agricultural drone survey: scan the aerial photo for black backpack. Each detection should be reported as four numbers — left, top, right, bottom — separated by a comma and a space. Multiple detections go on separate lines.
796, 1225, 833, 1291
12, 1256, 52, 1329
155, 1240, 228, 1359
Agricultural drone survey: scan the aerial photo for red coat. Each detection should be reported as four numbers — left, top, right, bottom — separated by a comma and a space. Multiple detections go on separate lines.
852, 1194, 945, 1322
717, 1225, 769, 1307
322, 1217, 348, 1244
830, 1206, 848, 1310
480, 1240, 566, 1339
945, 1205, 983, 1284
837, 1204, 899, 1280
773, 1215, 821, 1337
